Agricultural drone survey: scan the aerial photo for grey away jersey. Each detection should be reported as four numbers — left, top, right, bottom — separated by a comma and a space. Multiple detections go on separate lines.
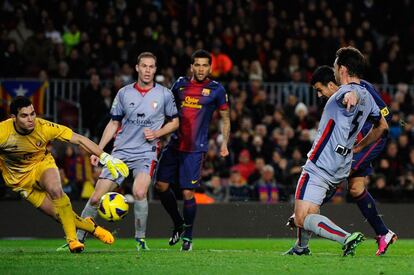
110, 83, 178, 157
303, 82, 381, 183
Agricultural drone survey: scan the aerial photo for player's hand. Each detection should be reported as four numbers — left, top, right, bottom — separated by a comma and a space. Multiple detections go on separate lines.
343, 91, 358, 111
353, 143, 362, 154
220, 144, 229, 157
144, 128, 158, 141
99, 152, 129, 179
90, 155, 100, 166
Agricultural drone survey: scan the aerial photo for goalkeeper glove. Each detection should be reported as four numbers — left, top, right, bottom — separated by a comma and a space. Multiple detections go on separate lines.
99, 153, 129, 179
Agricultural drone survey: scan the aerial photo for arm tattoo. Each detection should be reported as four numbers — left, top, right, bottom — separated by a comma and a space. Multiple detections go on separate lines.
219, 109, 231, 145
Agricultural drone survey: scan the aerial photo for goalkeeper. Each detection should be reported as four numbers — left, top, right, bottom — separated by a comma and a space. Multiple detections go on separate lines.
58, 52, 179, 251
0, 96, 128, 253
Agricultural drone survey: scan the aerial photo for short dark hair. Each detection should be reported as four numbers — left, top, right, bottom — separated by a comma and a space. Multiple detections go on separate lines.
10, 96, 32, 115
191, 49, 212, 65
335, 46, 366, 78
137, 52, 157, 66
311, 66, 336, 86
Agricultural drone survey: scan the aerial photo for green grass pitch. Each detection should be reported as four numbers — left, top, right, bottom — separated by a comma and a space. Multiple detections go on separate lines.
0, 238, 413, 274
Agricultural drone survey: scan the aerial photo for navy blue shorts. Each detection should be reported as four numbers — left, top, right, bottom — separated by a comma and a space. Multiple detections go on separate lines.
351, 137, 387, 178
156, 145, 204, 189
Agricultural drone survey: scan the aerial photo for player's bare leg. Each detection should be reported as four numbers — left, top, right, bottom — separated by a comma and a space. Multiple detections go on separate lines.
155, 181, 185, 246
133, 172, 151, 251
349, 176, 397, 255
293, 199, 320, 228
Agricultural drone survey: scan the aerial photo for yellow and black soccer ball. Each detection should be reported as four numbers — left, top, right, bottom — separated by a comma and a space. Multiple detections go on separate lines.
98, 192, 129, 222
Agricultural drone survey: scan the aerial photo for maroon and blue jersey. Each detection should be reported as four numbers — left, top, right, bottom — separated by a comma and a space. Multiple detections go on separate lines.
171, 76, 228, 152
358, 80, 391, 139
351, 80, 390, 176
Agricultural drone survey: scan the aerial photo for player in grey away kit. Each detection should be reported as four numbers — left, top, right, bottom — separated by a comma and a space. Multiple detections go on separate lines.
286, 65, 396, 256
58, 52, 179, 251
286, 47, 389, 256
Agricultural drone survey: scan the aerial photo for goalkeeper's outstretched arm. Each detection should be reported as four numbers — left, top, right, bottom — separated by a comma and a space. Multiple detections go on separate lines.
70, 132, 104, 157
70, 131, 129, 179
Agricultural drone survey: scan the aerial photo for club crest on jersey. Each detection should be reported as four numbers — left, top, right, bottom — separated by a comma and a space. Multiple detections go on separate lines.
202, 88, 211, 96
152, 101, 158, 109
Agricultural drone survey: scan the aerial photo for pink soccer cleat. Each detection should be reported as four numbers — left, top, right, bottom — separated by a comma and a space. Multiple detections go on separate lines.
375, 230, 397, 256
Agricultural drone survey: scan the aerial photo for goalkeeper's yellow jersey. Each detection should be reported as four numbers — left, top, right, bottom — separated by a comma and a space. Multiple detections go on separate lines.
0, 118, 73, 186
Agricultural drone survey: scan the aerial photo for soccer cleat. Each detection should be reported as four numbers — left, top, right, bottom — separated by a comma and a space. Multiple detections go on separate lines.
375, 230, 397, 256
286, 214, 296, 230
68, 240, 84, 253
136, 238, 150, 251
181, 238, 193, 252
342, 232, 365, 256
56, 243, 69, 252
86, 217, 115, 245
169, 224, 185, 246
283, 246, 312, 256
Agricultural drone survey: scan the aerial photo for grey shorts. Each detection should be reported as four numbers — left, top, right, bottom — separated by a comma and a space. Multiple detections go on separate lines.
294, 169, 337, 205
99, 151, 158, 186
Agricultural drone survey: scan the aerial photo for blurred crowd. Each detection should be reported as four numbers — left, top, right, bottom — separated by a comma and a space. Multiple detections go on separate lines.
1, 0, 414, 83
1, 0, 414, 203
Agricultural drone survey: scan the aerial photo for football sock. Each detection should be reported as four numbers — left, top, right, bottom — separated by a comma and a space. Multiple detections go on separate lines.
73, 212, 95, 233
354, 189, 388, 236
158, 188, 184, 227
77, 199, 98, 241
134, 199, 148, 239
295, 227, 312, 249
304, 214, 350, 245
53, 194, 77, 242
183, 198, 197, 239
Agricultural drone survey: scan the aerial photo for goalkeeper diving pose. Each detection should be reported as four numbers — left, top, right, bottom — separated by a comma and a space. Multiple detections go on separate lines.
58, 52, 179, 251
0, 96, 127, 253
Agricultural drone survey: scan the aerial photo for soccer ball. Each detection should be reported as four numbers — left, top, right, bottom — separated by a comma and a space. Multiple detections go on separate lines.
98, 192, 129, 222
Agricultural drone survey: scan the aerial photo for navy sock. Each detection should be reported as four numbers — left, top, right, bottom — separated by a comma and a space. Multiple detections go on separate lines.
158, 188, 184, 228
183, 198, 197, 239
355, 189, 388, 235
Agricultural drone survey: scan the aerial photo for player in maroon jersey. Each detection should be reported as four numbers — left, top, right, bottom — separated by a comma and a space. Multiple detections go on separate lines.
155, 50, 231, 251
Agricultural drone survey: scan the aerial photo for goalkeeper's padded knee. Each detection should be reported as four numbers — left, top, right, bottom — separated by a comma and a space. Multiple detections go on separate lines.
99, 152, 129, 179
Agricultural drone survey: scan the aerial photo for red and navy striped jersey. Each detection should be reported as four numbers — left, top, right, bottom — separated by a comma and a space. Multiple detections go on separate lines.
171, 77, 228, 152
359, 79, 391, 138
